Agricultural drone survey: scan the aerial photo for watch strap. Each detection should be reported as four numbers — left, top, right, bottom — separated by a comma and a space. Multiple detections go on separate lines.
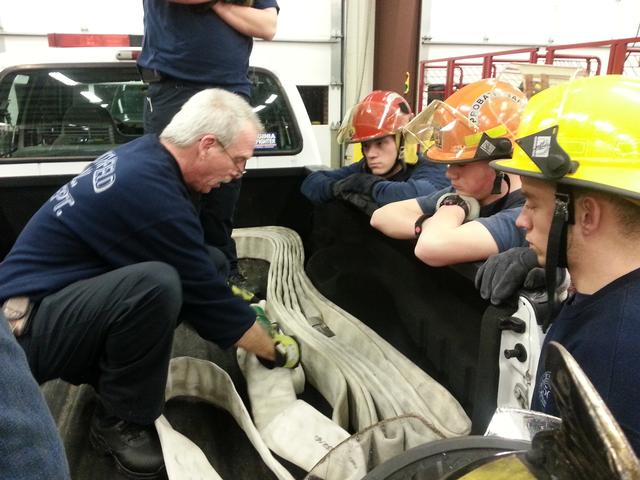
414, 213, 431, 238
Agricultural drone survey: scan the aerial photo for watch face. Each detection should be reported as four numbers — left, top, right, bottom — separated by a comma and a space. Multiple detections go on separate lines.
441, 195, 463, 207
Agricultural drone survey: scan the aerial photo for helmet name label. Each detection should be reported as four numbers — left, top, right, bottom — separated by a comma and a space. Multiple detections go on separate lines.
532, 136, 552, 158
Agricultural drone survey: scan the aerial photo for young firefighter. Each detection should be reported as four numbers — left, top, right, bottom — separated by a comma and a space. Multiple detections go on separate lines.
301, 90, 450, 215
476, 75, 640, 454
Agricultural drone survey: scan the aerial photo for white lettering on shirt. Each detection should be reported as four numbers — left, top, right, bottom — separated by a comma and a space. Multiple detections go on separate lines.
49, 150, 118, 216
51, 184, 75, 217
92, 151, 118, 193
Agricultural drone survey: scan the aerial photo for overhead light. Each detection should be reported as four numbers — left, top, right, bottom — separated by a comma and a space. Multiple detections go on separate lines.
49, 72, 78, 86
81, 91, 103, 104
253, 104, 266, 113
265, 94, 278, 104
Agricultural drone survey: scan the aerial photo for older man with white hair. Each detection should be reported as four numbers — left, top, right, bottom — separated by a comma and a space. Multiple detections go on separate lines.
0, 89, 299, 479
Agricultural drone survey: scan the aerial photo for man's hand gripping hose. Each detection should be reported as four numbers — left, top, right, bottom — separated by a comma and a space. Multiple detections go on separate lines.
253, 303, 301, 369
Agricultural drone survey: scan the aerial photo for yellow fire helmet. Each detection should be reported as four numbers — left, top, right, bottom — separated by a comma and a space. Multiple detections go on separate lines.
491, 74, 640, 201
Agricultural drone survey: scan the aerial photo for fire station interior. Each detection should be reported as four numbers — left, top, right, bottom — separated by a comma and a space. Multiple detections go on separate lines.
1, 0, 640, 479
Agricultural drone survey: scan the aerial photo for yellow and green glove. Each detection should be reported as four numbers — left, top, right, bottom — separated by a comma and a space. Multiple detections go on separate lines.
253, 305, 301, 369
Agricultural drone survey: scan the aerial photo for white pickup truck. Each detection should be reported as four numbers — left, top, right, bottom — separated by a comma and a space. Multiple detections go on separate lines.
0, 44, 322, 255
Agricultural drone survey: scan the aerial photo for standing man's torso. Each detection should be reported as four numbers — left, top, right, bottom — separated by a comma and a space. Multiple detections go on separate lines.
137, 0, 279, 96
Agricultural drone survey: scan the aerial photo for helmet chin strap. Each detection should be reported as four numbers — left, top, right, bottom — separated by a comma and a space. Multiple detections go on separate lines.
384, 134, 407, 177
543, 184, 574, 333
491, 171, 505, 195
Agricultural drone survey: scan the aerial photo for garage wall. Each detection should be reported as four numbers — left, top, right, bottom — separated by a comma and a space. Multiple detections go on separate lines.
420, 0, 640, 61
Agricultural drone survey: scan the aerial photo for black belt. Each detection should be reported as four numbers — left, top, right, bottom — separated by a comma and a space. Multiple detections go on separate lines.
138, 67, 216, 88
138, 66, 165, 84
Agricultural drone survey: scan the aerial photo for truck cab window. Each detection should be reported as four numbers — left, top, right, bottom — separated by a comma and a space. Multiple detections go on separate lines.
249, 67, 302, 155
0, 65, 302, 160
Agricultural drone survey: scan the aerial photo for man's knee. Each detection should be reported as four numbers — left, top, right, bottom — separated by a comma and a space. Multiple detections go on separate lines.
126, 262, 182, 320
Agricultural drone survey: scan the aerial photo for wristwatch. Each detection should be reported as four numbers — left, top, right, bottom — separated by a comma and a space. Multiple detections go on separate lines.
438, 194, 470, 217
413, 213, 431, 238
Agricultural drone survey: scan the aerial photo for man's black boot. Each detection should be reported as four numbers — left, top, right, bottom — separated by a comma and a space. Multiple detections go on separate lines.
89, 402, 165, 479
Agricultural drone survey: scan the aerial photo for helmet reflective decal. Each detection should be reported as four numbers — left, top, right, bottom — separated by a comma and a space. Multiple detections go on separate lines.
478, 139, 497, 156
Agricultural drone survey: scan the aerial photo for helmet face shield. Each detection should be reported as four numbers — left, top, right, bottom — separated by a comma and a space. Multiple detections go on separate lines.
336, 106, 357, 144
337, 91, 412, 144
403, 100, 480, 162
498, 63, 586, 99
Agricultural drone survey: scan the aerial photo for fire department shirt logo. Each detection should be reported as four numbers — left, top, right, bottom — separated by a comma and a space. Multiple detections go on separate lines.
50, 150, 118, 216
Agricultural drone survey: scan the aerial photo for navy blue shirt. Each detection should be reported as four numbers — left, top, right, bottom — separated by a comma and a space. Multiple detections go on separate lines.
416, 187, 526, 252
532, 267, 640, 455
0, 135, 254, 348
138, 0, 279, 97
301, 155, 450, 206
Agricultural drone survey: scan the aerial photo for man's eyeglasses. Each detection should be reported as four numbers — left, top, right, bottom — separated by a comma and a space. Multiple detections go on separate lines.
218, 143, 247, 177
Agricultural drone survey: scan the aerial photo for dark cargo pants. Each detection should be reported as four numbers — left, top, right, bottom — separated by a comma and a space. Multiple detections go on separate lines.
17, 262, 181, 424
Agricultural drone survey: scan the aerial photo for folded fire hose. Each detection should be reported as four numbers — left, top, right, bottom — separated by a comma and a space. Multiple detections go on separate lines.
154, 227, 471, 479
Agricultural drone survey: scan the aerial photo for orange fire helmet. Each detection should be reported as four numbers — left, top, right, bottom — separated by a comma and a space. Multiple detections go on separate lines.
404, 79, 527, 163
337, 90, 413, 144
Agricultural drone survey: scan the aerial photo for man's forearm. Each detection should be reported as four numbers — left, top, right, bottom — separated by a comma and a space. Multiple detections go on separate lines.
213, 3, 277, 40
415, 207, 498, 266
370, 200, 422, 239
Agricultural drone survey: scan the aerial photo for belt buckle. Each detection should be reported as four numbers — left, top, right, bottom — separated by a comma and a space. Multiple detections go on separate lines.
2, 296, 33, 337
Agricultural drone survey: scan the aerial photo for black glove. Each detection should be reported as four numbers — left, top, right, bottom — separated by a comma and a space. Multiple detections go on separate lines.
339, 191, 378, 216
331, 173, 383, 197
475, 247, 539, 305
521, 267, 569, 294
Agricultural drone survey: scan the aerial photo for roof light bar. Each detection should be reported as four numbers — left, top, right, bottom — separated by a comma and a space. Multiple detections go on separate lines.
48, 33, 143, 48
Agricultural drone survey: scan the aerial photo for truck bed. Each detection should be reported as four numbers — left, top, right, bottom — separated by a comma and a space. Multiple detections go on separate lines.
3, 168, 508, 477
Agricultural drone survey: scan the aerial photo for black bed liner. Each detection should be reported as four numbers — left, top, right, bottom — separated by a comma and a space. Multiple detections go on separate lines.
3, 170, 510, 477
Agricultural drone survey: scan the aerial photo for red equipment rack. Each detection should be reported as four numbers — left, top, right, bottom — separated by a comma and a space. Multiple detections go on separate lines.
418, 36, 640, 109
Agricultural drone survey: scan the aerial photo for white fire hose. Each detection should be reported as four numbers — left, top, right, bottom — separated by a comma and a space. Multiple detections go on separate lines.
154, 227, 471, 479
